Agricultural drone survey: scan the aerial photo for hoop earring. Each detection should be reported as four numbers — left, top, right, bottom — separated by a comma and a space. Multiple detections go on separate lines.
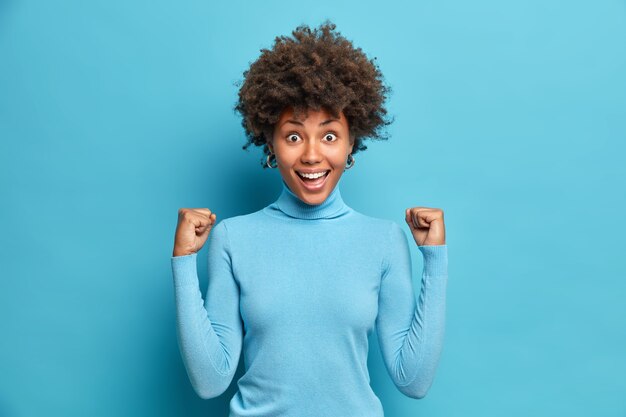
266, 153, 278, 169
344, 154, 355, 170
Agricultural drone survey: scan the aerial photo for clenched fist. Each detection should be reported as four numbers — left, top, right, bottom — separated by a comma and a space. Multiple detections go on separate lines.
172, 208, 217, 257
405, 207, 446, 246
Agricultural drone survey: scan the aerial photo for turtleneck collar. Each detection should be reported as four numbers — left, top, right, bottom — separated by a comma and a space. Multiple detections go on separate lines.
264, 178, 352, 220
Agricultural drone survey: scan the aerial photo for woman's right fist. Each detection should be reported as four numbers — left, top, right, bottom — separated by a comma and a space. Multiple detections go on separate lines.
172, 208, 217, 257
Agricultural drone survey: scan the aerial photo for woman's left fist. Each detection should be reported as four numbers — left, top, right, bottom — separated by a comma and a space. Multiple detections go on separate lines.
405, 207, 446, 246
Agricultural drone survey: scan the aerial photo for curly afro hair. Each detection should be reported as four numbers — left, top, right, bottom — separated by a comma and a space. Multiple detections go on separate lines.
233, 20, 394, 168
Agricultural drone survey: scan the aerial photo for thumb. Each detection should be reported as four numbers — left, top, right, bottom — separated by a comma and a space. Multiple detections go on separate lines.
405, 208, 415, 230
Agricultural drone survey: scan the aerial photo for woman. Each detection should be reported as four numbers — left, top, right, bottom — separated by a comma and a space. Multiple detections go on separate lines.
171, 21, 448, 417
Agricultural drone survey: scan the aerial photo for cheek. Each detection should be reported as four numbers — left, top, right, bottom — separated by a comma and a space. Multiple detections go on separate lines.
331, 149, 350, 164
274, 148, 297, 164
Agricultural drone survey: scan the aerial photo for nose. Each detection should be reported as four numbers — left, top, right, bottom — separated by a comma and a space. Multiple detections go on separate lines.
300, 138, 322, 164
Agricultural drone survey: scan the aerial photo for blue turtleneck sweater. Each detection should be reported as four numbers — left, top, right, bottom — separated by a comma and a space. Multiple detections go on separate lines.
171, 178, 448, 417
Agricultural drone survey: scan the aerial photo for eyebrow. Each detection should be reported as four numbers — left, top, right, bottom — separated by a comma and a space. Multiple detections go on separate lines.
281, 118, 340, 127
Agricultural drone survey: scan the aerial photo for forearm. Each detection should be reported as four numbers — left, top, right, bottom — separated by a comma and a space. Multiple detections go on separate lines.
171, 253, 236, 399
391, 245, 448, 399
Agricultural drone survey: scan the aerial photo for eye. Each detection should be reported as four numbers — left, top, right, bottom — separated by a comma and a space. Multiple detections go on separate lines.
286, 133, 301, 142
323, 132, 338, 142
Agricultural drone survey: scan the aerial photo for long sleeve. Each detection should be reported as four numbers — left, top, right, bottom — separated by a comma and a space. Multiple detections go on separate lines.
170, 220, 243, 399
375, 221, 448, 399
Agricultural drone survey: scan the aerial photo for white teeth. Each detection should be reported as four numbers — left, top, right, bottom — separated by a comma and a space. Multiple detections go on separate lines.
298, 171, 328, 179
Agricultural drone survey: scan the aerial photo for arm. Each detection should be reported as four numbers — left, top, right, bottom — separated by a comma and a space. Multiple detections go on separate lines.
375, 221, 448, 399
170, 220, 243, 399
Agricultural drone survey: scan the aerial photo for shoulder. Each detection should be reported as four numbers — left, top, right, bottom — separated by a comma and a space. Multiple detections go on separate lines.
348, 209, 404, 240
351, 214, 409, 273
357, 209, 409, 246
214, 209, 267, 235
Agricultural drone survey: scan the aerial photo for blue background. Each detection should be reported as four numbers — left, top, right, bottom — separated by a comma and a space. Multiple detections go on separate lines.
1, 0, 625, 416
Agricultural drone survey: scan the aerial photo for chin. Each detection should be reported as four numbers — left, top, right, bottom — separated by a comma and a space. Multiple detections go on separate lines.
299, 193, 326, 205
294, 175, 336, 205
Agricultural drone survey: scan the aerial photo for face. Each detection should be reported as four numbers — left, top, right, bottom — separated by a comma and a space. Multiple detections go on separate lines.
267, 106, 354, 205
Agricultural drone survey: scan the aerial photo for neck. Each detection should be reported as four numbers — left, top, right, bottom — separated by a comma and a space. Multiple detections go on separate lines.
267, 178, 351, 220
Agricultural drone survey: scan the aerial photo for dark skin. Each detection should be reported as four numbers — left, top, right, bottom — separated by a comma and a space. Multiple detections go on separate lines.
266, 106, 354, 206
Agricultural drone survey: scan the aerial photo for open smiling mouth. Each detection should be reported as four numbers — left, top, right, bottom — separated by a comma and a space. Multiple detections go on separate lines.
296, 170, 330, 190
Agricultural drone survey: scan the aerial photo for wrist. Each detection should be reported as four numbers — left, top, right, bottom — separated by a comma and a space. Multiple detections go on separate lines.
173, 248, 195, 257
417, 244, 448, 277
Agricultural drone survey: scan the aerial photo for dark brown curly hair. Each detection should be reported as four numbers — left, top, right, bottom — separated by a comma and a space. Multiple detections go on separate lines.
233, 20, 394, 168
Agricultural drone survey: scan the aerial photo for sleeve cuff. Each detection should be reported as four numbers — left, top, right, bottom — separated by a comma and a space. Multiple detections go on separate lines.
417, 244, 448, 277
171, 252, 199, 287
